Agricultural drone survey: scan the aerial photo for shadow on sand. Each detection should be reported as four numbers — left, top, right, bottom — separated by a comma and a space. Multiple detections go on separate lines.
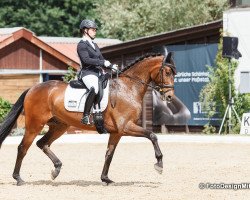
27, 179, 161, 188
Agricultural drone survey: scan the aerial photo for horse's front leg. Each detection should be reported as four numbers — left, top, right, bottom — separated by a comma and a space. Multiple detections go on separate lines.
124, 122, 163, 174
101, 134, 121, 185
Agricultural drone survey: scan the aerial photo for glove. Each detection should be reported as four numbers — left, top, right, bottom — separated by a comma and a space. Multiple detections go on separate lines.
104, 60, 111, 67
111, 64, 118, 71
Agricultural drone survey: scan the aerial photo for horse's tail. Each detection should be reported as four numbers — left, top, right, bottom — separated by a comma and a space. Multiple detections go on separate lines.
0, 89, 29, 148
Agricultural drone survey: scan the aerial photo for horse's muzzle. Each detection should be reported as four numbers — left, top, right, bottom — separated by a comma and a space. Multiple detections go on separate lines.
160, 94, 172, 103
160, 89, 174, 103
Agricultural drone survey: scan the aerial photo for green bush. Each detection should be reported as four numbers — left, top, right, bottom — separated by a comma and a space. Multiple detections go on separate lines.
200, 36, 250, 134
63, 66, 77, 83
0, 97, 12, 123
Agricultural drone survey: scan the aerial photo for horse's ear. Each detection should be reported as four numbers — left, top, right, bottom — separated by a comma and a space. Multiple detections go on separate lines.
165, 52, 173, 64
162, 55, 167, 65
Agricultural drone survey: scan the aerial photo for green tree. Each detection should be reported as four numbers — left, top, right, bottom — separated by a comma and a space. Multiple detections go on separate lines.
0, 0, 229, 40
200, 37, 250, 134
96, 0, 229, 40
63, 66, 77, 83
0, 97, 12, 123
0, 0, 99, 37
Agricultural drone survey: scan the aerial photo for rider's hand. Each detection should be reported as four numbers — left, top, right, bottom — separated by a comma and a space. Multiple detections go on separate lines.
111, 64, 118, 71
104, 60, 111, 67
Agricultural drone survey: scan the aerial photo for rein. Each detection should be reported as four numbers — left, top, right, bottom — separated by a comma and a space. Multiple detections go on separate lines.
118, 63, 175, 93
109, 54, 175, 107
121, 73, 161, 91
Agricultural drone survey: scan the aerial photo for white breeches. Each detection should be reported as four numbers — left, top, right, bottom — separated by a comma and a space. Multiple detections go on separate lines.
82, 75, 99, 94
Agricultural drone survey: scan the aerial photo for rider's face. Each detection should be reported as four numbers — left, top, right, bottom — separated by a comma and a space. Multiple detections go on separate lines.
87, 28, 96, 39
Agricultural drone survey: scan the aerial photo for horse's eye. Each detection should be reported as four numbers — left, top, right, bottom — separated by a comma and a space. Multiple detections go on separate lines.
165, 71, 171, 76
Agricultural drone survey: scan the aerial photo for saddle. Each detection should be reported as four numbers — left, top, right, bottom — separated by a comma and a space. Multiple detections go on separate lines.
69, 73, 110, 107
65, 73, 110, 134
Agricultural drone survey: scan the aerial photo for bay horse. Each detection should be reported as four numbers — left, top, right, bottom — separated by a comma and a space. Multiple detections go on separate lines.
0, 52, 176, 186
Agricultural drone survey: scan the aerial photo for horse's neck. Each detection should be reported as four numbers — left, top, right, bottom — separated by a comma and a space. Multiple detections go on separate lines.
124, 62, 152, 84
120, 61, 154, 97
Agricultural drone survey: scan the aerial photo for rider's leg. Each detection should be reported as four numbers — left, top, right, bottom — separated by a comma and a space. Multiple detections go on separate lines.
81, 87, 96, 124
81, 75, 99, 124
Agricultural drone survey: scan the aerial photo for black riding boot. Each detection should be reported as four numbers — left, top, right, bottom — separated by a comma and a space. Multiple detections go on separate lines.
81, 88, 96, 125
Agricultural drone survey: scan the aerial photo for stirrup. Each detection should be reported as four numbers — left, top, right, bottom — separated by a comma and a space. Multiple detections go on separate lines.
81, 115, 91, 125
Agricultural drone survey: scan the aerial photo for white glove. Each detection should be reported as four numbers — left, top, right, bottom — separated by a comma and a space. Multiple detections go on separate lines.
111, 64, 118, 71
104, 60, 111, 67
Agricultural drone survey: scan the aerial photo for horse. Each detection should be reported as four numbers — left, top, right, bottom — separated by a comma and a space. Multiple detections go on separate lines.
0, 52, 176, 186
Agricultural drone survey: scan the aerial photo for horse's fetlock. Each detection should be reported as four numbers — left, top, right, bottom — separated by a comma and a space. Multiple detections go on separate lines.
54, 161, 62, 169
157, 153, 163, 160
12, 173, 19, 180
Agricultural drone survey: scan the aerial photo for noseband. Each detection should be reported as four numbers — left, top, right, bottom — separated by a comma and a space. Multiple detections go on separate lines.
154, 62, 176, 95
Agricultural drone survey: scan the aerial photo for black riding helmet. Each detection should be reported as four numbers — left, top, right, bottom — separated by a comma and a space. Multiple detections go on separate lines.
79, 19, 98, 30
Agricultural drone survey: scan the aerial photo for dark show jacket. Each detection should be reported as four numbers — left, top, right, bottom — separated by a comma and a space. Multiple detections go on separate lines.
77, 39, 105, 77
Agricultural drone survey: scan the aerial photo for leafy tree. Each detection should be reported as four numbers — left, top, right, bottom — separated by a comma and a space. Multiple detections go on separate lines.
0, 0, 99, 37
63, 66, 77, 83
96, 0, 229, 40
200, 37, 250, 134
0, 0, 229, 40
0, 97, 12, 123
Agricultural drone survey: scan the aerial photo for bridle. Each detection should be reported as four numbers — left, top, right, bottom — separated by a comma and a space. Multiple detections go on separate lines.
154, 61, 176, 95
119, 58, 176, 94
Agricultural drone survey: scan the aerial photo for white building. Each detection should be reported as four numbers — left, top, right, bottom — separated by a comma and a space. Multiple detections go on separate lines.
223, 5, 250, 93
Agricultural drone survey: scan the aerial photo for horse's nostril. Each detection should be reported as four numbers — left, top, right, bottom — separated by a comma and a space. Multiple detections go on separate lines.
168, 95, 172, 100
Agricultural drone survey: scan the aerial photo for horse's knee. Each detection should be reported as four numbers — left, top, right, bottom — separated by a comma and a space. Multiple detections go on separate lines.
149, 133, 158, 142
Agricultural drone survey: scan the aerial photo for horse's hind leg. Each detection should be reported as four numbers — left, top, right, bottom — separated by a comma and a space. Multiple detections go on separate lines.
36, 120, 68, 180
13, 121, 44, 186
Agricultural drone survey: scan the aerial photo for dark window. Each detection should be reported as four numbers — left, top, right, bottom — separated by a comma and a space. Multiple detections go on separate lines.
42, 73, 63, 82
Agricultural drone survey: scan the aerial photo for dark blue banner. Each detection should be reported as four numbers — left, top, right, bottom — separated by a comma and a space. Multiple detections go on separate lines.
165, 44, 220, 126
153, 44, 221, 126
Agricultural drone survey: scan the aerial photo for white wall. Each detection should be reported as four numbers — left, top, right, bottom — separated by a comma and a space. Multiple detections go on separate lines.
223, 8, 250, 91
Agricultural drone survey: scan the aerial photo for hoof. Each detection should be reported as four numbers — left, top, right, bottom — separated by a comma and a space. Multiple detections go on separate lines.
17, 179, 25, 186
154, 163, 163, 174
102, 182, 109, 186
101, 177, 114, 186
51, 168, 60, 180
102, 181, 114, 186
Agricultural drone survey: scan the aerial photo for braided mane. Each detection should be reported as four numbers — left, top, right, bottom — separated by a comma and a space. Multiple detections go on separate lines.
119, 53, 163, 74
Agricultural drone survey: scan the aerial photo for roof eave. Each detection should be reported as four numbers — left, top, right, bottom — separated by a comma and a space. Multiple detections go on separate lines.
101, 20, 222, 55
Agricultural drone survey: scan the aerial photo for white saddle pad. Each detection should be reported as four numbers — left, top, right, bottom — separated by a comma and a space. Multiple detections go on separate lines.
64, 82, 109, 113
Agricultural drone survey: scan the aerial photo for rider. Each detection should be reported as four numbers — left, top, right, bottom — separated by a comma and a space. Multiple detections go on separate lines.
77, 19, 112, 128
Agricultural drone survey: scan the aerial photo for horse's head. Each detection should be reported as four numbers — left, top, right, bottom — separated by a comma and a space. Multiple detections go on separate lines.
151, 52, 176, 102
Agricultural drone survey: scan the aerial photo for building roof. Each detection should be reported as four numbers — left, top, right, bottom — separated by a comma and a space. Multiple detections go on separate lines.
38, 36, 121, 65
101, 20, 223, 56
0, 27, 122, 69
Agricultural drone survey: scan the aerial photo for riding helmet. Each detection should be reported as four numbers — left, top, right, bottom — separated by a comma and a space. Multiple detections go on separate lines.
79, 19, 98, 30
